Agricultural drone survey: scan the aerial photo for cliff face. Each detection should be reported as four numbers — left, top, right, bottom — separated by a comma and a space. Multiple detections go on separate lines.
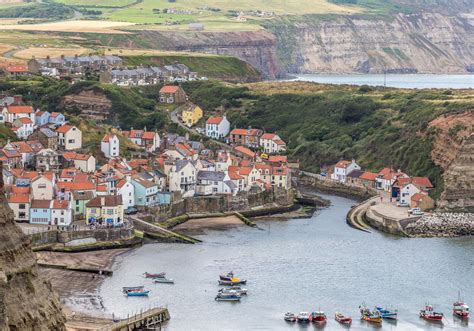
0, 164, 66, 330
112, 30, 283, 79
429, 112, 474, 211
265, 12, 474, 74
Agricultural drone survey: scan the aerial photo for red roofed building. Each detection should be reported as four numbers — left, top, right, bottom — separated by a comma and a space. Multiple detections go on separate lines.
412, 177, 434, 190
331, 159, 361, 183
2, 65, 31, 79
206, 115, 230, 139
62, 152, 96, 173
411, 192, 435, 211
233, 145, 256, 160
358, 171, 378, 188
229, 128, 263, 148
2, 105, 36, 124
7, 194, 30, 222
56, 124, 82, 150
260, 133, 287, 154
159, 85, 187, 104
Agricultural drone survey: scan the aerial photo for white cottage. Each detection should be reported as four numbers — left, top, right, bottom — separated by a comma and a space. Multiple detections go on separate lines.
101, 134, 120, 158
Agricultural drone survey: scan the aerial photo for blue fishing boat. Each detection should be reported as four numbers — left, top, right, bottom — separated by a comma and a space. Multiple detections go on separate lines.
376, 307, 398, 320
126, 290, 150, 297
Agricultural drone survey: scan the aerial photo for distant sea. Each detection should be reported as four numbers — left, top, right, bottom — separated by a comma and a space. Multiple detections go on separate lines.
290, 74, 474, 89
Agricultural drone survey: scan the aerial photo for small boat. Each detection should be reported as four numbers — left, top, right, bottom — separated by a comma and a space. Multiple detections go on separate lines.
218, 277, 247, 286
218, 286, 247, 295
122, 286, 144, 293
284, 312, 297, 322
335, 312, 352, 325
215, 290, 241, 302
219, 271, 234, 281
296, 312, 310, 323
143, 272, 165, 278
420, 305, 443, 321
376, 307, 398, 320
126, 290, 150, 297
153, 277, 174, 284
360, 306, 382, 323
310, 311, 327, 323
453, 292, 469, 318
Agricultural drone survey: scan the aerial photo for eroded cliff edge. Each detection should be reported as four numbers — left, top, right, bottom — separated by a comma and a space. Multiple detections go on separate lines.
0, 163, 66, 330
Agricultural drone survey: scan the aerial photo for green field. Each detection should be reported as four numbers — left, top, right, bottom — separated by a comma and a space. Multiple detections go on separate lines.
54, 0, 136, 6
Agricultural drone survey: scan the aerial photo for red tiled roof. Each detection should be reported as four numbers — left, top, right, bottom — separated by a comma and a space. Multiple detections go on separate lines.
56, 124, 75, 134
359, 171, 378, 181
141, 132, 156, 140
52, 199, 69, 209
274, 139, 286, 146
5, 65, 29, 73
268, 155, 287, 163
8, 106, 33, 114
8, 141, 33, 153
234, 146, 256, 158
228, 166, 244, 180
17, 117, 33, 124
97, 185, 107, 192
206, 116, 223, 125
272, 166, 287, 175
261, 133, 276, 140
57, 181, 95, 191
412, 177, 433, 188
102, 134, 114, 142
335, 160, 351, 169
49, 112, 61, 118
378, 167, 394, 177
63, 151, 91, 161
230, 128, 261, 136
411, 192, 429, 202
8, 194, 29, 204
11, 186, 30, 194
159, 85, 180, 94
86, 195, 122, 207
238, 166, 253, 176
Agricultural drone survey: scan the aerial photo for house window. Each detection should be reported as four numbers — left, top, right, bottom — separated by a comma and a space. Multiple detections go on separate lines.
19, 204, 25, 209
68, 139, 75, 144
38, 184, 47, 189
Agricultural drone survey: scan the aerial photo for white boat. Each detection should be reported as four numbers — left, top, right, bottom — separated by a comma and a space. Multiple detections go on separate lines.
153, 277, 174, 284
215, 290, 241, 302
219, 286, 247, 295
297, 312, 310, 323
284, 312, 296, 322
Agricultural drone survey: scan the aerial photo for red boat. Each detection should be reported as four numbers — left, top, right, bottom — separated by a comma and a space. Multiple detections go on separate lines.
420, 305, 443, 321
310, 311, 327, 323
143, 272, 165, 278
453, 301, 469, 318
335, 312, 352, 325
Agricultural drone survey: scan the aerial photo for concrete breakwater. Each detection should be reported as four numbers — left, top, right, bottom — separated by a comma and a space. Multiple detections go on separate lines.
404, 213, 474, 237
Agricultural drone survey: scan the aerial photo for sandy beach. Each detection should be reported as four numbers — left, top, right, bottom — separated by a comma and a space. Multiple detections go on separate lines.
172, 215, 245, 234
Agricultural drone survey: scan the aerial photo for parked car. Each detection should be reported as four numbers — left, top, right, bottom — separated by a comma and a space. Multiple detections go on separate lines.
320, 172, 327, 177
408, 207, 424, 215
124, 206, 138, 215
397, 202, 409, 207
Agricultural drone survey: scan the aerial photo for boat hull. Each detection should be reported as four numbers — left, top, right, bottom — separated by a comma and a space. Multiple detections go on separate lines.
454, 310, 469, 318
215, 297, 240, 302
218, 280, 247, 286
361, 316, 382, 323
126, 291, 150, 297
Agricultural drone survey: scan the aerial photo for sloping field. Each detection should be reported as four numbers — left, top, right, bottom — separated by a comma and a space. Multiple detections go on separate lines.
0, 20, 135, 33
13, 47, 92, 59
55, 0, 135, 6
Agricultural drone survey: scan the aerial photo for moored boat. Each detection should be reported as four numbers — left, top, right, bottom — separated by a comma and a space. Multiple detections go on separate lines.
219, 271, 234, 281
310, 311, 327, 323
218, 286, 247, 295
296, 312, 310, 323
376, 306, 398, 320
215, 290, 241, 302
284, 312, 296, 322
335, 312, 352, 325
453, 293, 469, 318
126, 290, 150, 297
218, 277, 247, 286
122, 286, 144, 293
143, 272, 165, 278
420, 305, 443, 321
360, 306, 382, 323
153, 277, 174, 284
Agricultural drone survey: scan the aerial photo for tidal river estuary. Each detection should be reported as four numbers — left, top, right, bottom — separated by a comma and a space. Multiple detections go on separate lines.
101, 195, 474, 330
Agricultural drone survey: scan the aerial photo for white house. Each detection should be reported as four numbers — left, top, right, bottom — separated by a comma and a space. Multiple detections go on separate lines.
56, 124, 82, 150
123, 129, 160, 153
7, 194, 30, 222
31, 175, 54, 200
206, 116, 230, 139
399, 183, 422, 205
117, 179, 135, 209
196, 170, 235, 195
331, 159, 361, 183
101, 134, 120, 158
168, 160, 196, 193
12, 117, 34, 139
260, 133, 287, 154
51, 199, 73, 226
62, 152, 96, 173
1, 105, 36, 124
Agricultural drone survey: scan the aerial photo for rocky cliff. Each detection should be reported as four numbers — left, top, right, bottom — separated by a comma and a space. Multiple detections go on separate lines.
265, 12, 473, 74
0, 163, 66, 330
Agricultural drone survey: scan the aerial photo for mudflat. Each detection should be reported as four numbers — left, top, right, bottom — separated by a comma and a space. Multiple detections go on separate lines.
173, 215, 244, 233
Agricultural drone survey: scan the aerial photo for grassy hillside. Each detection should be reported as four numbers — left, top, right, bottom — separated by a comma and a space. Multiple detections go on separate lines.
182, 81, 474, 199
121, 54, 261, 82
